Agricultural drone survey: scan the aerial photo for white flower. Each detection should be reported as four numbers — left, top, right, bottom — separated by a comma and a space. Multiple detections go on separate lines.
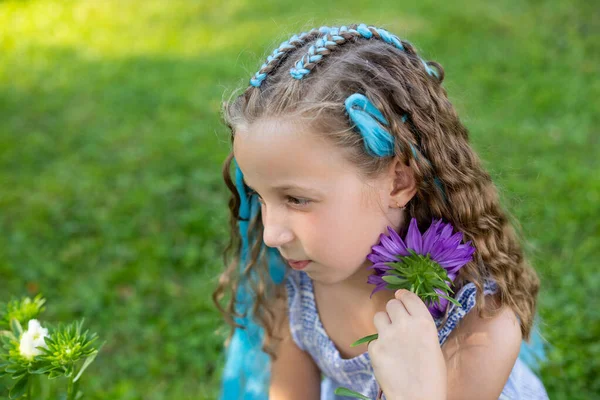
19, 319, 49, 360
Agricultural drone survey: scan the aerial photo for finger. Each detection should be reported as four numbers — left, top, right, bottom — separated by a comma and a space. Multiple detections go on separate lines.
373, 310, 391, 332
386, 298, 409, 323
395, 289, 431, 318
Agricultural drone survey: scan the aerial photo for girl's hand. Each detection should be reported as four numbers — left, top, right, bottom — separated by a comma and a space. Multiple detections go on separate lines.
368, 289, 447, 400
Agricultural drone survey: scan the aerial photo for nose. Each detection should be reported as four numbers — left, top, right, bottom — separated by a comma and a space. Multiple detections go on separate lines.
261, 205, 294, 248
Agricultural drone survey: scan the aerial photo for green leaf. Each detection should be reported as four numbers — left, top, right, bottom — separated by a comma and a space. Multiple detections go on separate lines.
1, 331, 16, 342
29, 364, 56, 374
415, 281, 423, 294
48, 370, 63, 379
334, 387, 371, 399
385, 268, 403, 277
5, 364, 24, 374
11, 371, 28, 380
437, 293, 462, 307
73, 350, 99, 382
10, 320, 22, 339
9, 375, 28, 399
350, 333, 378, 348
381, 275, 407, 285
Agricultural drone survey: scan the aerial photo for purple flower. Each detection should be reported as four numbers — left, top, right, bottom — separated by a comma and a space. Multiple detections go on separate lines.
367, 218, 476, 318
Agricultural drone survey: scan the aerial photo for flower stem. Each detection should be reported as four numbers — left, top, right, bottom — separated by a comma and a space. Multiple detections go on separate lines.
67, 377, 80, 400
67, 378, 74, 400
27, 378, 32, 398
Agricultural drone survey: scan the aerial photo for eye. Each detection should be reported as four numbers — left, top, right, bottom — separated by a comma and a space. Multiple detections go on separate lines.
286, 196, 311, 207
247, 189, 310, 208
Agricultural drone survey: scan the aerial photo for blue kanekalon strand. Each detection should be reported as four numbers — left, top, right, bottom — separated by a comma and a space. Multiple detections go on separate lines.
519, 317, 548, 372
219, 159, 285, 400
345, 93, 400, 157
345, 93, 447, 200
345, 93, 394, 157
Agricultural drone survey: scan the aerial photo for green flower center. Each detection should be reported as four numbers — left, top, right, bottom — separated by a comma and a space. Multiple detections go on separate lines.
381, 250, 458, 306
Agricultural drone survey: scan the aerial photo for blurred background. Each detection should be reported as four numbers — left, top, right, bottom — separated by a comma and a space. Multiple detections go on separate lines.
0, 0, 597, 399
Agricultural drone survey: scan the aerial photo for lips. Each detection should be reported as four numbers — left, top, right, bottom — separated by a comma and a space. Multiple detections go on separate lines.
286, 259, 311, 270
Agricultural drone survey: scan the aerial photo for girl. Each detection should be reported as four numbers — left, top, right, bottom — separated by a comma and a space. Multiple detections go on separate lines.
213, 24, 548, 399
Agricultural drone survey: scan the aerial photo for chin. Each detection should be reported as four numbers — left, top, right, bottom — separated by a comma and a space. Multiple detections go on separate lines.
306, 271, 345, 286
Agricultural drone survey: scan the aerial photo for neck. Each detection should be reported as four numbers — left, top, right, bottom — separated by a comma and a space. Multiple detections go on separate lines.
313, 260, 395, 310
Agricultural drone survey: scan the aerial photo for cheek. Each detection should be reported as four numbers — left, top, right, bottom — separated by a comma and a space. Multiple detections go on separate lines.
310, 197, 385, 264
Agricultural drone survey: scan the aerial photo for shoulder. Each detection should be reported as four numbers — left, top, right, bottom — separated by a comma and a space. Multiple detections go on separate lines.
448, 295, 522, 352
442, 294, 522, 400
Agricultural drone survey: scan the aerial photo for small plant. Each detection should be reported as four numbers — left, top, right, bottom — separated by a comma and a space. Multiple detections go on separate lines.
0, 295, 104, 399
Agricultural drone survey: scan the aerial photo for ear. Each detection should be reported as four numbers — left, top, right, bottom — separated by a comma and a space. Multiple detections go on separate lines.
388, 158, 417, 208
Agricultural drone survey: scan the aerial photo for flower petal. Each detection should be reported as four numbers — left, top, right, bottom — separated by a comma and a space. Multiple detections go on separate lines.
367, 262, 393, 273
438, 223, 454, 240
370, 244, 398, 261
379, 233, 405, 255
386, 226, 410, 256
439, 258, 473, 272
405, 218, 423, 253
367, 253, 388, 264
369, 282, 388, 298
421, 219, 441, 254
367, 274, 385, 285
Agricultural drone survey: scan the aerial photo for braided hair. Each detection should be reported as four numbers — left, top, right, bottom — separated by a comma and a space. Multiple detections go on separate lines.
289, 24, 440, 81
249, 27, 325, 88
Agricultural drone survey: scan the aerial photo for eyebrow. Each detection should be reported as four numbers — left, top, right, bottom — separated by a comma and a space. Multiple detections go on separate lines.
245, 182, 322, 195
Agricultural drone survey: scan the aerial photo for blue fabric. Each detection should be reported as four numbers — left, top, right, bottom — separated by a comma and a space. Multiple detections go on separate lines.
518, 318, 547, 372
285, 270, 549, 400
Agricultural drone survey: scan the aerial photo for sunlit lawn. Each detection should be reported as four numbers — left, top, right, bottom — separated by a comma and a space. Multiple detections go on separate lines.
0, 0, 597, 399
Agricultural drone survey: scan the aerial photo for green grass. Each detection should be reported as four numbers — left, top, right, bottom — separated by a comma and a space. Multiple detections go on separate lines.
0, 0, 597, 399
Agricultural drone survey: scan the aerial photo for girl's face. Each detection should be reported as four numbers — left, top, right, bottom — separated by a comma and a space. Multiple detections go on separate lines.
233, 118, 406, 287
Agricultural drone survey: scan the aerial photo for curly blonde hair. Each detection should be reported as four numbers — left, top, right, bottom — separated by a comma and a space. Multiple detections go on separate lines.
212, 24, 540, 360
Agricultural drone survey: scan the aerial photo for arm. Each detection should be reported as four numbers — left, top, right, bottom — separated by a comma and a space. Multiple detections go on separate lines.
269, 295, 322, 400
442, 297, 522, 400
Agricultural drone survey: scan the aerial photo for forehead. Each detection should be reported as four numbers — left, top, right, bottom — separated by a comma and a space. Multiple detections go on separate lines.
232, 119, 355, 190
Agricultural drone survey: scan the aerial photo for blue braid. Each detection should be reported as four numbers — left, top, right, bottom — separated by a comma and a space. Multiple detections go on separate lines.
290, 24, 439, 81
250, 28, 329, 88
